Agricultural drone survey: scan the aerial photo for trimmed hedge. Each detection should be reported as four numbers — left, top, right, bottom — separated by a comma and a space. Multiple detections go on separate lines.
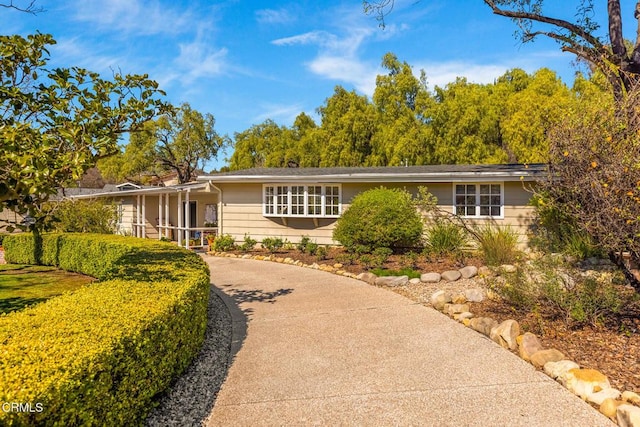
0, 233, 210, 426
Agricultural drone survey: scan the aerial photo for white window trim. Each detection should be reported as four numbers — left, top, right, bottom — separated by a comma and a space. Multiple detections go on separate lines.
452, 182, 504, 219
262, 184, 342, 218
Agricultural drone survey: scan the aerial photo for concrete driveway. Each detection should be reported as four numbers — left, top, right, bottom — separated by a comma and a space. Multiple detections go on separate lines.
204, 256, 612, 426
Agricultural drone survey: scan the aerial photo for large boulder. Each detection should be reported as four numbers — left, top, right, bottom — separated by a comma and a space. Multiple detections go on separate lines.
459, 265, 478, 279
490, 319, 520, 350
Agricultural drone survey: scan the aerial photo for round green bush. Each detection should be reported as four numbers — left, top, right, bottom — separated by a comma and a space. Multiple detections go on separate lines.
333, 187, 423, 252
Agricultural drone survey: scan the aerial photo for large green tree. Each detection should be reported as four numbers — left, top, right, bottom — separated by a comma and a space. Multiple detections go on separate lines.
0, 33, 167, 231
100, 103, 228, 184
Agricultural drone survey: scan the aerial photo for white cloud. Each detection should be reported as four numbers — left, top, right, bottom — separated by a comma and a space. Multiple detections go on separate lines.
253, 103, 304, 124
273, 27, 380, 95
71, 0, 195, 36
169, 39, 228, 86
414, 61, 509, 88
255, 8, 295, 25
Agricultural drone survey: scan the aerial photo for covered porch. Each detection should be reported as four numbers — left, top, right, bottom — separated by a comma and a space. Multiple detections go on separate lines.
74, 182, 221, 250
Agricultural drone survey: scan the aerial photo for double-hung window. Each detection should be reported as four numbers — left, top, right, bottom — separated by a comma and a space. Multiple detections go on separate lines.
454, 183, 503, 218
263, 184, 341, 218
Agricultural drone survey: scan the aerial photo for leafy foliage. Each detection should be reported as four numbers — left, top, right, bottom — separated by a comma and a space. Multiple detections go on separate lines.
333, 187, 423, 252
228, 54, 577, 170
0, 33, 168, 231
41, 199, 117, 234
212, 234, 236, 252
261, 237, 284, 253
474, 224, 520, 266
0, 234, 209, 426
239, 234, 257, 252
424, 220, 468, 256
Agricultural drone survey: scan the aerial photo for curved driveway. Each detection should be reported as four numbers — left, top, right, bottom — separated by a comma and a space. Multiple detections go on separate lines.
204, 256, 612, 426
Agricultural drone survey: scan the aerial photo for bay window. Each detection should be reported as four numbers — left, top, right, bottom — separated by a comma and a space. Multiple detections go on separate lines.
263, 184, 341, 217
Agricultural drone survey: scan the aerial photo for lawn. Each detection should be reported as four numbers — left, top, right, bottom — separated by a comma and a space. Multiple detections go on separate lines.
0, 264, 95, 314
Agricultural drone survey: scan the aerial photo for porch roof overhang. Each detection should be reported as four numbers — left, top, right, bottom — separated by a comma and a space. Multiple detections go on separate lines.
197, 163, 547, 184
70, 182, 213, 200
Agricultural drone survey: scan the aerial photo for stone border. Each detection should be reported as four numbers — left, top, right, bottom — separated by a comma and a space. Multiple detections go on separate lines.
208, 251, 640, 426
430, 287, 640, 426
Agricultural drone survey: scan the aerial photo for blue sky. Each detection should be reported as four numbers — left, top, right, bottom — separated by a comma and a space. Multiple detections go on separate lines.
3, 0, 637, 169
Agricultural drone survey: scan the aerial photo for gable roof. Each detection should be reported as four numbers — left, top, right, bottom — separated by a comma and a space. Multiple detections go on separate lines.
198, 164, 546, 183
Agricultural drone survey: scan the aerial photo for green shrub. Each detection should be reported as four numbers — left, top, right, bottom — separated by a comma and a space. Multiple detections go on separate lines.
315, 245, 328, 260
43, 199, 118, 234
239, 234, 257, 252
0, 232, 7, 246
297, 235, 311, 252
261, 237, 284, 253
424, 220, 467, 256
213, 234, 236, 252
333, 187, 423, 252
474, 225, 520, 266
0, 233, 209, 426
488, 256, 632, 326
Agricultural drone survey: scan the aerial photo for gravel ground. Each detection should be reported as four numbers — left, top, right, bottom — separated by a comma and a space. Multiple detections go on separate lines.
145, 286, 233, 427
384, 277, 488, 306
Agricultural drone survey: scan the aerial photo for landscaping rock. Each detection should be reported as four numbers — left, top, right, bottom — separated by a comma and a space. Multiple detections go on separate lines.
430, 290, 452, 311
441, 270, 462, 282
420, 272, 441, 283
409, 278, 422, 285
500, 264, 517, 273
469, 317, 498, 336
530, 349, 565, 369
623, 391, 640, 405
588, 388, 621, 406
454, 311, 474, 321
356, 272, 378, 285
459, 265, 478, 279
374, 275, 409, 287
463, 288, 486, 303
517, 332, 543, 362
333, 263, 343, 269
565, 368, 611, 400
446, 303, 470, 316
451, 294, 467, 304
617, 404, 640, 427
490, 319, 520, 350
543, 360, 579, 381
601, 398, 625, 419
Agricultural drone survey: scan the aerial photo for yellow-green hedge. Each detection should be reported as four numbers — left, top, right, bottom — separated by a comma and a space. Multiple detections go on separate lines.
0, 234, 210, 426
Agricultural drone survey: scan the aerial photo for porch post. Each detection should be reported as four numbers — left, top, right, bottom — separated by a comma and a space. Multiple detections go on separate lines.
141, 194, 146, 238
136, 194, 141, 238
177, 191, 183, 247
165, 193, 170, 240
158, 193, 163, 240
185, 190, 191, 249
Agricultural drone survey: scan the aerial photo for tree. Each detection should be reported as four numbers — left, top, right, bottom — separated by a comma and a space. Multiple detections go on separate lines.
0, 33, 168, 231
482, 1, 639, 103
100, 103, 228, 184
365, 1, 640, 103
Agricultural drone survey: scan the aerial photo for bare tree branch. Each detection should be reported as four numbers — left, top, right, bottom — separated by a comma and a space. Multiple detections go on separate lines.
0, 0, 44, 14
